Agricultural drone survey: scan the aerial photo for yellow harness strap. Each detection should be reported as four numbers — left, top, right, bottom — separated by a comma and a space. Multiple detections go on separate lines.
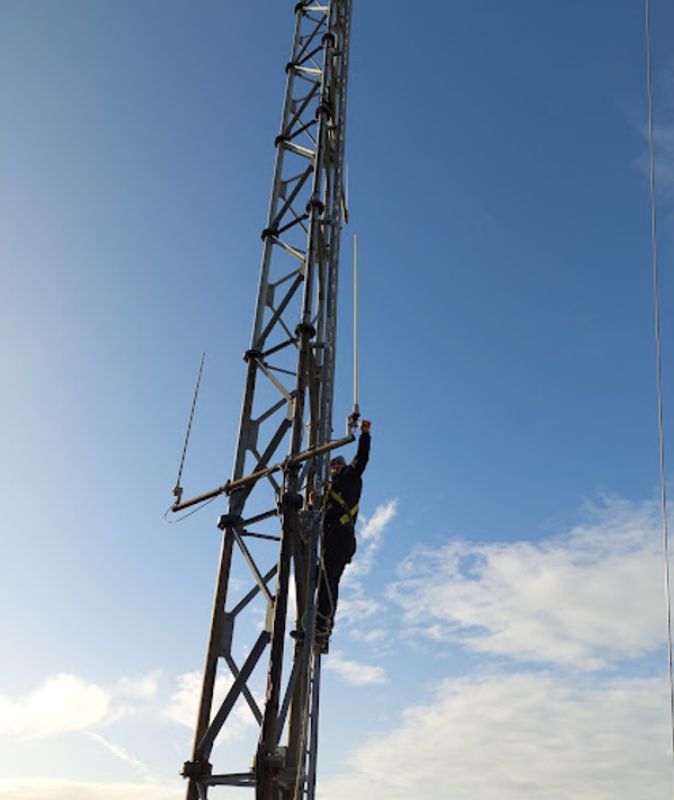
326, 489, 359, 527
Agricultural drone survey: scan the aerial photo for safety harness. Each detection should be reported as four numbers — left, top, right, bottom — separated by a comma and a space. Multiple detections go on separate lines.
325, 489, 359, 528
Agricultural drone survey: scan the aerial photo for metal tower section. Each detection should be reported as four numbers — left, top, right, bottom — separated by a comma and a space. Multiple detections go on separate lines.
173, 2, 354, 798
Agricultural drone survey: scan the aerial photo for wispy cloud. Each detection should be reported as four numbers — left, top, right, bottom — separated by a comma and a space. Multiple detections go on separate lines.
0, 666, 263, 747
0, 671, 163, 741
320, 671, 670, 800
324, 652, 387, 686
164, 671, 260, 741
332, 499, 396, 641
0, 674, 113, 739
388, 497, 663, 669
0, 778, 182, 800
349, 627, 386, 644
345, 499, 397, 580
336, 594, 381, 625
163, 671, 208, 729
87, 732, 160, 783
115, 672, 160, 700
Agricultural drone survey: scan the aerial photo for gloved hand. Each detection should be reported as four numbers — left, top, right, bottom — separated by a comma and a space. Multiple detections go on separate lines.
361, 419, 371, 433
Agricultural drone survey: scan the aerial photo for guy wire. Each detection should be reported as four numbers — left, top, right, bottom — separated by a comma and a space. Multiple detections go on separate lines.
644, 0, 674, 767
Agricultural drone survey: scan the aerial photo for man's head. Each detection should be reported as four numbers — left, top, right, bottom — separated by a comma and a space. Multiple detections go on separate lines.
330, 455, 346, 477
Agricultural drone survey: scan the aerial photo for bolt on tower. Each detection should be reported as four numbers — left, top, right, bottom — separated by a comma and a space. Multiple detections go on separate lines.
171, 2, 354, 798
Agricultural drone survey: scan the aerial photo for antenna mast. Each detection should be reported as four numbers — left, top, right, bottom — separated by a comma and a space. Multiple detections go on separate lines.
175, 2, 354, 798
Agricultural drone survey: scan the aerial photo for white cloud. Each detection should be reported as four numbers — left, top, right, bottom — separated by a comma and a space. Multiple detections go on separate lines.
0, 667, 262, 749
0, 674, 112, 739
164, 671, 260, 741
324, 652, 387, 686
336, 595, 381, 626
329, 500, 396, 639
320, 672, 671, 800
115, 672, 160, 700
346, 499, 397, 579
0, 778, 182, 800
310, 499, 398, 651
0, 670, 167, 741
360, 500, 397, 543
388, 498, 664, 668
350, 628, 386, 644
164, 671, 213, 729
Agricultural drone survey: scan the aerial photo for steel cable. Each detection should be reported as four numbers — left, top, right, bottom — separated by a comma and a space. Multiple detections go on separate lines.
644, 0, 674, 769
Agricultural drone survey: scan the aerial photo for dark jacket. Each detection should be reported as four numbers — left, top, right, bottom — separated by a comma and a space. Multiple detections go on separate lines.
323, 431, 370, 533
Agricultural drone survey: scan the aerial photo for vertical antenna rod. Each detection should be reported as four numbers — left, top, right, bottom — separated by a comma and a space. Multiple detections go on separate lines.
353, 234, 359, 417
179, 3, 354, 799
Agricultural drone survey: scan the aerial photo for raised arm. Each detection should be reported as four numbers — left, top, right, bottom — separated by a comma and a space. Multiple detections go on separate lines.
350, 420, 371, 477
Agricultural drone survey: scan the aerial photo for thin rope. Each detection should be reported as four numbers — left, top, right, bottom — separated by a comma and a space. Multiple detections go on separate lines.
644, 0, 674, 766
317, 520, 336, 622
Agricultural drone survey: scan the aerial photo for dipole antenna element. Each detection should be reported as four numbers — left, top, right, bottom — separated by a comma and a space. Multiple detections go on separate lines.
173, 351, 206, 506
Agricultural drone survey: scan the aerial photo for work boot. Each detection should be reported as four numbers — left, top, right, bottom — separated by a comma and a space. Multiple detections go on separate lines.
314, 629, 330, 655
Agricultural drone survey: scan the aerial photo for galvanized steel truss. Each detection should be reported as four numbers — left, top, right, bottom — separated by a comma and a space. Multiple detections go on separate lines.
175, 3, 353, 798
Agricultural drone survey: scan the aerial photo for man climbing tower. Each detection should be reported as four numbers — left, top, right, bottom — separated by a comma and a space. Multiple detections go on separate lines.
315, 419, 371, 653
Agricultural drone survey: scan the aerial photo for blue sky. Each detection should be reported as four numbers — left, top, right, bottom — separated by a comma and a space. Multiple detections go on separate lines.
3, 1, 674, 797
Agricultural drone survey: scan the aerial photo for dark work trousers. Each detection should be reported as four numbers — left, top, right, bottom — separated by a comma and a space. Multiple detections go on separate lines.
316, 524, 356, 635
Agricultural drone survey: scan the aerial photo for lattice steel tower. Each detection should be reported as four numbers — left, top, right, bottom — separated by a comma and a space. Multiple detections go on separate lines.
171, 3, 354, 798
